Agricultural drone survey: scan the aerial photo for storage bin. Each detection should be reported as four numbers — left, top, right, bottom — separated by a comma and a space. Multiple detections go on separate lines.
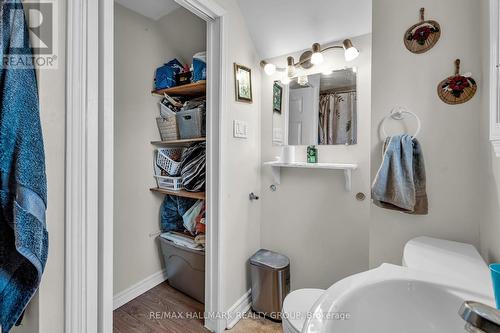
156, 148, 184, 176
159, 236, 205, 303
153, 154, 184, 190
159, 103, 176, 118
156, 116, 179, 141
176, 107, 206, 139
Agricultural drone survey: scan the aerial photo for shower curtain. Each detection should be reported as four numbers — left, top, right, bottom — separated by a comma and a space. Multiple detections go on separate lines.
319, 91, 357, 145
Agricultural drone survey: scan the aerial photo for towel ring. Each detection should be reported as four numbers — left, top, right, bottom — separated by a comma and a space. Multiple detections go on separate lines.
381, 107, 421, 138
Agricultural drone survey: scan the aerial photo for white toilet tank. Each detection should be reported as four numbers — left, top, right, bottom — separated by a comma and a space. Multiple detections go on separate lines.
402, 236, 491, 294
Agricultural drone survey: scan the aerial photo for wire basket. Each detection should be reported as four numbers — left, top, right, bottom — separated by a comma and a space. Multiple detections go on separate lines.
156, 148, 184, 176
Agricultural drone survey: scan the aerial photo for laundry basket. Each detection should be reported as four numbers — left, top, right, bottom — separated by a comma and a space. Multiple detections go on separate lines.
156, 148, 184, 176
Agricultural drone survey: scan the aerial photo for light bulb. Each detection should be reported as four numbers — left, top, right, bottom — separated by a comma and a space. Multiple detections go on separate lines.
344, 47, 359, 61
264, 63, 276, 76
286, 56, 296, 78
343, 39, 360, 62
311, 52, 324, 65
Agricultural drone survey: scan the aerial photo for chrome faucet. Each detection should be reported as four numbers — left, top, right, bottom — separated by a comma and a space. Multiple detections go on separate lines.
459, 301, 500, 333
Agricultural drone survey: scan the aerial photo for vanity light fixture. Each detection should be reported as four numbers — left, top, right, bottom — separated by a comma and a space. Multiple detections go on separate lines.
260, 39, 360, 83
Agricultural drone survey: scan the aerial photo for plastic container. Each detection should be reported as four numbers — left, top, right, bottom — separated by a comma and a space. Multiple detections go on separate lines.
490, 264, 500, 309
176, 107, 206, 140
249, 249, 290, 320
156, 148, 184, 176
159, 236, 205, 303
153, 154, 184, 190
156, 116, 179, 142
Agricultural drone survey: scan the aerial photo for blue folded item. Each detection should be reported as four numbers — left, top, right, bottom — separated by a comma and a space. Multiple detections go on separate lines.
160, 195, 197, 232
155, 59, 184, 90
192, 52, 206, 82
0, 1, 49, 331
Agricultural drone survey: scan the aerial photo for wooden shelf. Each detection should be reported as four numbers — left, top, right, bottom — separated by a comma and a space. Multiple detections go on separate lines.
264, 161, 358, 192
151, 137, 206, 146
150, 187, 205, 200
152, 81, 206, 97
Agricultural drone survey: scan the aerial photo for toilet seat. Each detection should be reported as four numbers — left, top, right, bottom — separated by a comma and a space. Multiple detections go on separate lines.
282, 289, 324, 333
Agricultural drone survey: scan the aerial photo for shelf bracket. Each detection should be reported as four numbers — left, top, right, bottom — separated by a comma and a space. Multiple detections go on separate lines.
271, 166, 281, 185
344, 169, 352, 192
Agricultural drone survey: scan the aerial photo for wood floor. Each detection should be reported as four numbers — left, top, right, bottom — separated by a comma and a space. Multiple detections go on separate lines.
114, 282, 282, 333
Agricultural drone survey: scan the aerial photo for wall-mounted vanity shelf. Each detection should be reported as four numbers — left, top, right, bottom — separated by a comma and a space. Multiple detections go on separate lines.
263, 161, 358, 191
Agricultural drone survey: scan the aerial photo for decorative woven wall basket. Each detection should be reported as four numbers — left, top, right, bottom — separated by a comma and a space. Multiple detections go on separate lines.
437, 59, 477, 105
404, 8, 441, 54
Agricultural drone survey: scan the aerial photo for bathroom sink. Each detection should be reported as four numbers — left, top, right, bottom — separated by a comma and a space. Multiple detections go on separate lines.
302, 264, 494, 333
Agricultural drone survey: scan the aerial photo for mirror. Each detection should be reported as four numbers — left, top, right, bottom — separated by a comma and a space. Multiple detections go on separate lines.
272, 68, 357, 146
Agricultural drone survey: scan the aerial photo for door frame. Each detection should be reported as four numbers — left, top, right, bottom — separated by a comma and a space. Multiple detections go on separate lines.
65, 0, 227, 332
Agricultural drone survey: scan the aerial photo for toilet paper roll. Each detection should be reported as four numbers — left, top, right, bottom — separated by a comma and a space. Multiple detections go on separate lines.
281, 146, 295, 164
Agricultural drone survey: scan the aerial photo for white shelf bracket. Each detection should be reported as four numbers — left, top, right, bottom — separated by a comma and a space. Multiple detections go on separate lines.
271, 166, 281, 185
344, 169, 352, 192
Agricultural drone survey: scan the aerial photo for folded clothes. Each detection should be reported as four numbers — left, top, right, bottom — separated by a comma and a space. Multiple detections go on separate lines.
160, 231, 204, 251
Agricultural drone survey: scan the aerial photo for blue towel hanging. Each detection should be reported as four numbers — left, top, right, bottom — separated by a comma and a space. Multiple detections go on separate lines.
0, 0, 49, 331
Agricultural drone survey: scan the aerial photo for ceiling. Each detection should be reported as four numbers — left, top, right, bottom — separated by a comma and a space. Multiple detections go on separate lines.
237, 0, 372, 60
115, 0, 180, 20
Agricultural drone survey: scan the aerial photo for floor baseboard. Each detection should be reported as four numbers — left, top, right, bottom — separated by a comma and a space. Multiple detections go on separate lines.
225, 289, 252, 329
113, 269, 168, 310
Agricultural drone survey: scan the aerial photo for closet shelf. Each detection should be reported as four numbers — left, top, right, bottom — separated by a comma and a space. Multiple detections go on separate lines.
152, 81, 206, 97
150, 187, 205, 200
151, 137, 206, 146
263, 161, 358, 192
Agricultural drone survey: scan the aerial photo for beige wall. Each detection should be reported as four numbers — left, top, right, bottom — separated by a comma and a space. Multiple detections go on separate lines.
260, 34, 372, 290
113, 3, 206, 295
479, 0, 500, 263
370, 0, 482, 267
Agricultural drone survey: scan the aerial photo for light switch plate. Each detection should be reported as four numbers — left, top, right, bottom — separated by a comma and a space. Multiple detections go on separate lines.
233, 120, 248, 138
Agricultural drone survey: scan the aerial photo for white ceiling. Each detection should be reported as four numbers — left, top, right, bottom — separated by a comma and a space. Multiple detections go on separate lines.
237, 0, 372, 60
115, 0, 180, 20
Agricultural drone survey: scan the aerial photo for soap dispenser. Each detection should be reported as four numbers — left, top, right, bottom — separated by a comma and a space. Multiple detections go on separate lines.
307, 145, 318, 163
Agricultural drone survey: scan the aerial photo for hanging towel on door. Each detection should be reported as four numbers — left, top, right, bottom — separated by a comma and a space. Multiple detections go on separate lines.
372, 134, 428, 215
0, 1, 48, 331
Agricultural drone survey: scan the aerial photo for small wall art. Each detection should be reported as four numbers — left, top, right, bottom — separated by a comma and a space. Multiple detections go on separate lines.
404, 8, 441, 54
234, 63, 253, 103
273, 82, 283, 113
437, 59, 477, 105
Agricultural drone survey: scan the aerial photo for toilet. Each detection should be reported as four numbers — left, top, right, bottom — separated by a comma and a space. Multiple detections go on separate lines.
281, 236, 491, 333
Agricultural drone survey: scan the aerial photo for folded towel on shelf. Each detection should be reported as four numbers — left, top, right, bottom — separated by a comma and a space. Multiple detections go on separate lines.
372, 134, 428, 215
160, 232, 204, 251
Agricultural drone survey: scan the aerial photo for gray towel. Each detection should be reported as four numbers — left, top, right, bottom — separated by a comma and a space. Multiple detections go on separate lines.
372, 134, 428, 215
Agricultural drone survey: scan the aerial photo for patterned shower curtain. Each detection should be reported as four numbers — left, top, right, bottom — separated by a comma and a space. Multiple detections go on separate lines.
319, 92, 357, 145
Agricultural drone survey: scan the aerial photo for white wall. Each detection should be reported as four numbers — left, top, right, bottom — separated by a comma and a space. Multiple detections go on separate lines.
260, 34, 372, 290
210, 0, 263, 316
370, 0, 482, 267
479, 0, 500, 263
157, 7, 206, 65
113, 3, 206, 295
13, 1, 67, 332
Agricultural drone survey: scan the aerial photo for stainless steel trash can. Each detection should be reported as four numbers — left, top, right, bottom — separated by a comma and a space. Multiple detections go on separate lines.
249, 249, 290, 321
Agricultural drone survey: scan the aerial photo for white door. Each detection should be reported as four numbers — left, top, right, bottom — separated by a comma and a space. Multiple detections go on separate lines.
288, 87, 317, 145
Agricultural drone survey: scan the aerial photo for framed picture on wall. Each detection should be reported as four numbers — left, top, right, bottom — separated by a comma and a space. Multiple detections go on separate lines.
234, 63, 253, 103
273, 82, 282, 113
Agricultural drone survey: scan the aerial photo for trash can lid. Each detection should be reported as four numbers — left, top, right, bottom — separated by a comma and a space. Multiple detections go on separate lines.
250, 249, 290, 270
